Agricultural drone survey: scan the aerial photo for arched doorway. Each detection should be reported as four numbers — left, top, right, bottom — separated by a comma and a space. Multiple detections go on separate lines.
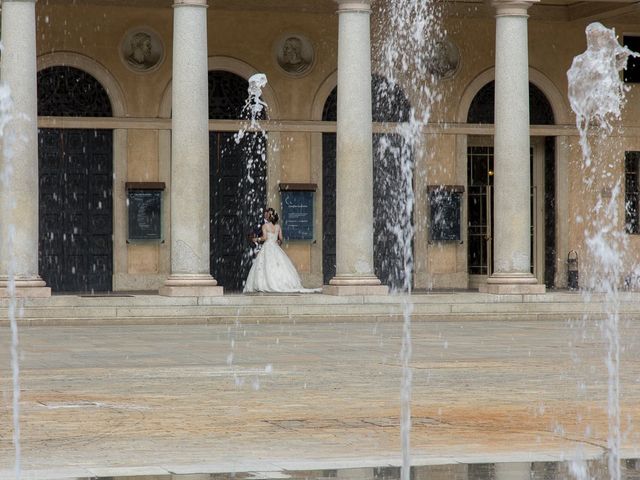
38, 66, 114, 293
322, 75, 413, 290
466, 81, 556, 288
209, 70, 267, 291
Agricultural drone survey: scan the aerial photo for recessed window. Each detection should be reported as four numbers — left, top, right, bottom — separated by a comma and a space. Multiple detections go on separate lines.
623, 36, 640, 83
625, 151, 640, 233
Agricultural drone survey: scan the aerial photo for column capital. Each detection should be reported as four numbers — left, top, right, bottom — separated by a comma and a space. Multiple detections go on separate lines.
173, 0, 207, 7
491, 0, 538, 16
335, 0, 371, 14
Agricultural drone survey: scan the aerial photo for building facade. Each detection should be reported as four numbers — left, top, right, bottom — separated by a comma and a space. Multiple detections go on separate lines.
1, 0, 640, 296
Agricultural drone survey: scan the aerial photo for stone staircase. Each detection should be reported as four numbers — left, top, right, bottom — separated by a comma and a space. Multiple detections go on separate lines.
0, 290, 637, 326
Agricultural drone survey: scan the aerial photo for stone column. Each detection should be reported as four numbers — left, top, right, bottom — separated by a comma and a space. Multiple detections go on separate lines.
159, 0, 222, 296
481, 0, 545, 295
0, 0, 50, 297
324, 0, 388, 296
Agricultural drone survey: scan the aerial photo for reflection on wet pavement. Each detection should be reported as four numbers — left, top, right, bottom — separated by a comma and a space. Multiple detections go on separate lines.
94, 459, 640, 480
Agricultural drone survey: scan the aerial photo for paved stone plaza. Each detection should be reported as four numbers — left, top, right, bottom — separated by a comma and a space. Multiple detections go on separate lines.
0, 299, 639, 478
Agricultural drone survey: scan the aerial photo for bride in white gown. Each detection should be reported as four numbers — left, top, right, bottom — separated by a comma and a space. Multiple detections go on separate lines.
243, 210, 320, 293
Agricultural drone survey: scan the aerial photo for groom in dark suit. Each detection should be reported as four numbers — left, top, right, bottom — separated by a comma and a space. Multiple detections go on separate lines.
247, 207, 272, 257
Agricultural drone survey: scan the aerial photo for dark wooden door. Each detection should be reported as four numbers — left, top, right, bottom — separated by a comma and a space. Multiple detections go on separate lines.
322, 132, 337, 284
372, 133, 413, 290
39, 128, 113, 292
322, 132, 413, 289
210, 132, 266, 291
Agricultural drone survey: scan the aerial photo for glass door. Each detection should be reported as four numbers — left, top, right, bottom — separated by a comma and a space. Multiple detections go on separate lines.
467, 138, 545, 288
467, 143, 494, 289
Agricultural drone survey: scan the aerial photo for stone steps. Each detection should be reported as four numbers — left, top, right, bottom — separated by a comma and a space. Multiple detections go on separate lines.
0, 291, 636, 326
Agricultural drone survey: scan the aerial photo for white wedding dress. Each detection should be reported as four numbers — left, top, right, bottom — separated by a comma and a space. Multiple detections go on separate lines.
243, 224, 320, 293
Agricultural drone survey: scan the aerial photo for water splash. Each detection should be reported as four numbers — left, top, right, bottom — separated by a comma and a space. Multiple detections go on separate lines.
235, 73, 268, 143
373, 1, 445, 478
233, 73, 269, 288
0, 72, 22, 480
568, 22, 638, 173
567, 22, 638, 480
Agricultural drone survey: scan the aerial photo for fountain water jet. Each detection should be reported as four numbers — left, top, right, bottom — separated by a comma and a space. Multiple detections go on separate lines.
234, 73, 269, 288
373, 1, 446, 478
0, 69, 22, 480
567, 21, 638, 480
235, 73, 268, 144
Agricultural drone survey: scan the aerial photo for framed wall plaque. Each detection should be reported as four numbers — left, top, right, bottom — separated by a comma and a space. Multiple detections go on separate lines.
428, 185, 464, 243
280, 183, 316, 241
126, 182, 165, 241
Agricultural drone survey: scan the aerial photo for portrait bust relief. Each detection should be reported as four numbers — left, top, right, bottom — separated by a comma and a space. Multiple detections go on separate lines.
121, 27, 164, 73
275, 34, 314, 76
427, 39, 460, 79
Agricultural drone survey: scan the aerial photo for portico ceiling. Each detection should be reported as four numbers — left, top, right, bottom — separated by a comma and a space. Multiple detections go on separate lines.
40, 0, 640, 22
451, 0, 640, 22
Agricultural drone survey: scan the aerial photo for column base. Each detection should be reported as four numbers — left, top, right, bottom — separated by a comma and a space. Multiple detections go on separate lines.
323, 275, 389, 296
159, 274, 224, 297
479, 273, 546, 295
0, 277, 51, 298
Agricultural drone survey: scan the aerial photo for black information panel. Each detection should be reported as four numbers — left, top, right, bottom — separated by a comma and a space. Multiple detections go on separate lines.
428, 187, 463, 242
281, 190, 314, 240
128, 190, 162, 241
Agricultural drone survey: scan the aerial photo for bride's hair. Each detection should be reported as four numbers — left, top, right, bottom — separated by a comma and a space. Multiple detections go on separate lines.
270, 210, 279, 224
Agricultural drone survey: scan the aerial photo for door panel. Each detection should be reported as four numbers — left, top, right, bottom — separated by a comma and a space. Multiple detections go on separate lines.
322, 133, 337, 284
373, 133, 413, 290
210, 132, 266, 291
38, 128, 113, 292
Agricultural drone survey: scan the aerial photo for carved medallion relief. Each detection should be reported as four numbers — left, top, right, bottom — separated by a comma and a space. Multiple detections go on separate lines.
120, 27, 165, 73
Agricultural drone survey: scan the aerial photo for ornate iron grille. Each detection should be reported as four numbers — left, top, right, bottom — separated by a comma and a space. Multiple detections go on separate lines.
37, 66, 113, 117
321, 75, 411, 123
467, 81, 555, 125
322, 88, 337, 122
372, 75, 411, 123
209, 70, 267, 120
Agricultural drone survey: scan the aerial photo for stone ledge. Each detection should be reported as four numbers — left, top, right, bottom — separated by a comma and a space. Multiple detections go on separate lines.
158, 285, 224, 297
323, 284, 389, 296
0, 311, 633, 328
479, 283, 546, 295
0, 286, 51, 298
